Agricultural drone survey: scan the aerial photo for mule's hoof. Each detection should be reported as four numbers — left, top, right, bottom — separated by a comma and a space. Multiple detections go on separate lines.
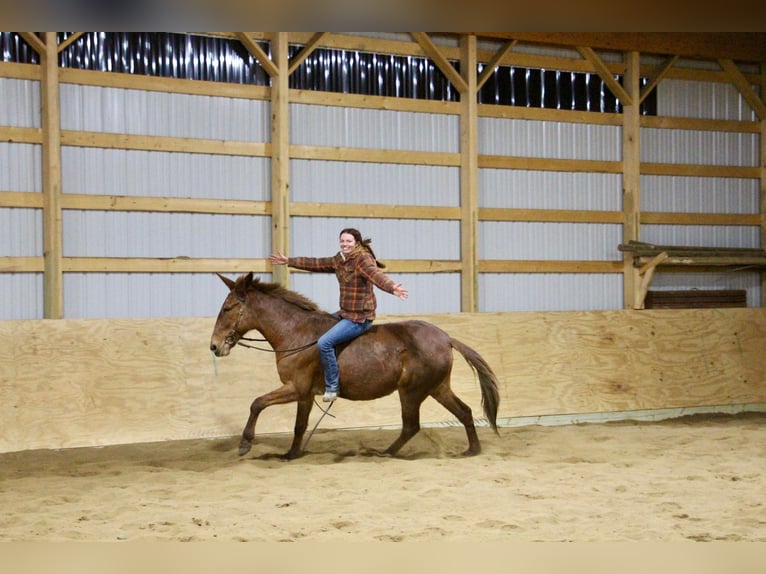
461, 447, 481, 457
280, 449, 303, 461
238, 441, 253, 456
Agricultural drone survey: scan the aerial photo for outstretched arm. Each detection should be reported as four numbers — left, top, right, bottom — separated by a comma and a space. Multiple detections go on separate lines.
392, 283, 409, 300
269, 252, 288, 265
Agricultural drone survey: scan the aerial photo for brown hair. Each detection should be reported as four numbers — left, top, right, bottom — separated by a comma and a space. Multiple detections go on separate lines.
339, 228, 385, 268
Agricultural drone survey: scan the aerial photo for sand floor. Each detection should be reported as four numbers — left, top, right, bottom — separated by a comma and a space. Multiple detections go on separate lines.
1, 412, 765, 542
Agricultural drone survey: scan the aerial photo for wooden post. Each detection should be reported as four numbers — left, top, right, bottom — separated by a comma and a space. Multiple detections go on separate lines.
41, 32, 63, 318
760, 63, 766, 306
459, 34, 479, 312
270, 32, 290, 286
622, 51, 641, 309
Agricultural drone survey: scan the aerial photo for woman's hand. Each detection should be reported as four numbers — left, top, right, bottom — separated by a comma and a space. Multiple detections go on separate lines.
269, 252, 288, 265
393, 283, 409, 300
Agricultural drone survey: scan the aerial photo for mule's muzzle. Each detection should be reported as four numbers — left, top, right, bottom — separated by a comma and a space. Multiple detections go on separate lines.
210, 341, 231, 357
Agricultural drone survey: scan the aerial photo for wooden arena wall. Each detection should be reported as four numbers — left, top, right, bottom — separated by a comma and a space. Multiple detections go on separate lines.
2, 308, 765, 454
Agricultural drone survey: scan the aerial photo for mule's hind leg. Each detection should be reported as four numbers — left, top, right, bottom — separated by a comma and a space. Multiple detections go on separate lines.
430, 384, 481, 456
382, 392, 424, 456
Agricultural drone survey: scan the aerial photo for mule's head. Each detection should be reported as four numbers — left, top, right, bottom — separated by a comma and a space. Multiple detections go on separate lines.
209, 272, 253, 357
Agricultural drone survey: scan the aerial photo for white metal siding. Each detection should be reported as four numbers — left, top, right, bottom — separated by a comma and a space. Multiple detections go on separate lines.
0, 78, 39, 128
479, 117, 621, 160
61, 148, 270, 200
60, 85, 271, 141
291, 104, 459, 152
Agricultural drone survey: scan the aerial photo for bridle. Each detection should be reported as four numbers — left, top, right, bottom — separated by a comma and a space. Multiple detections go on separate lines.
224, 300, 317, 356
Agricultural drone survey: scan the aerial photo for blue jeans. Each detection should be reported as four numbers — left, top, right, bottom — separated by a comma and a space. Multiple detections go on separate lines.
317, 317, 372, 393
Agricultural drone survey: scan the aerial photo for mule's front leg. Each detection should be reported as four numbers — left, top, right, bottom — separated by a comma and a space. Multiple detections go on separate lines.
239, 383, 302, 456
282, 397, 314, 460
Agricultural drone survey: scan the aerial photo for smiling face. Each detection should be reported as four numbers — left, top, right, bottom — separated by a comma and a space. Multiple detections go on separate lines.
339, 232, 357, 255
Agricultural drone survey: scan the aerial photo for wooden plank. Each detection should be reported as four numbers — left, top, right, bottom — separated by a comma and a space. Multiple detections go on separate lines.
60, 194, 271, 215
641, 115, 759, 134
61, 67, 270, 100
62, 257, 270, 273
622, 51, 641, 310
459, 34, 479, 312
62, 130, 270, 157
2, 308, 765, 453
641, 212, 760, 226
639, 55, 679, 104
577, 46, 632, 106
0, 191, 44, 208
479, 260, 623, 273
0, 257, 43, 272
236, 32, 279, 78
479, 207, 622, 224
477, 39, 516, 91
41, 32, 63, 319
718, 58, 766, 121
288, 32, 327, 76
291, 144, 460, 167
270, 32, 290, 286
291, 202, 459, 220
0, 126, 42, 144
641, 162, 759, 179
410, 32, 468, 93
479, 155, 621, 174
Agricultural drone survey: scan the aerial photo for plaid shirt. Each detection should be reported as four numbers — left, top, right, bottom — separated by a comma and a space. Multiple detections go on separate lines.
288, 248, 395, 322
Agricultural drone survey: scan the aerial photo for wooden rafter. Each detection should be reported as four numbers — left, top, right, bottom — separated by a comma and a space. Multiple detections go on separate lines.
57, 32, 86, 53
477, 39, 517, 91
19, 32, 45, 54
410, 32, 468, 93
288, 32, 327, 76
236, 32, 279, 77
640, 55, 679, 104
718, 58, 766, 121
577, 46, 632, 107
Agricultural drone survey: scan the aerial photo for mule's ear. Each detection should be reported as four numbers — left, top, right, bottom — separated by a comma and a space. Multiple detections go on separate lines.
244, 271, 254, 286
216, 273, 236, 290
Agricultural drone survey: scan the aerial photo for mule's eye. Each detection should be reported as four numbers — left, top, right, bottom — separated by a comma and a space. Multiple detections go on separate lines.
223, 305, 234, 313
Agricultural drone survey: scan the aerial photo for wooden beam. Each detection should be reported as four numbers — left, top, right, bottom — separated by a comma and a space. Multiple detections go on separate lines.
622, 51, 641, 310
640, 55, 679, 104
410, 32, 468, 94
760, 64, 766, 306
62, 257, 269, 273
236, 32, 279, 78
718, 58, 766, 121
288, 32, 327, 76
19, 32, 45, 55
477, 39, 517, 91
57, 32, 86, 53
479, 260, 623, 273
577, 46, 632, 107
459, 34, 479, 312
40, 32, 63, 319
270, 32, 290, 286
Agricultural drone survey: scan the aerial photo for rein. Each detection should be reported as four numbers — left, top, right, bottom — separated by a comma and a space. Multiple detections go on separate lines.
237, 337, 317, 355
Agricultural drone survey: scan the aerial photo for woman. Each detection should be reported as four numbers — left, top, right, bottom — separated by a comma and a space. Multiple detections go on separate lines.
269, 228, 408, 402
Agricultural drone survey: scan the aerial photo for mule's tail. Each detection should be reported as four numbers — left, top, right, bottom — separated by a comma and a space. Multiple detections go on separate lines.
450, 338, 500, 433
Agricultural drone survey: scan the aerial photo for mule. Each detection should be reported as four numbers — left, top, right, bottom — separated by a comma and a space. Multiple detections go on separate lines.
209, 272, 500, 459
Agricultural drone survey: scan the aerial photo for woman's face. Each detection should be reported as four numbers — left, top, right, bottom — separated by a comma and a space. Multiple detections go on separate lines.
339, 232, 357, 255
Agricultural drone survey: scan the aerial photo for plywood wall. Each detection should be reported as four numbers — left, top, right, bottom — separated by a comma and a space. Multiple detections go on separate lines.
1, 308, 765, 453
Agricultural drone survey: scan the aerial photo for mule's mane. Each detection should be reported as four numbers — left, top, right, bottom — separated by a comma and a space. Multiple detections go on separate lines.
249, 277, 325, 313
